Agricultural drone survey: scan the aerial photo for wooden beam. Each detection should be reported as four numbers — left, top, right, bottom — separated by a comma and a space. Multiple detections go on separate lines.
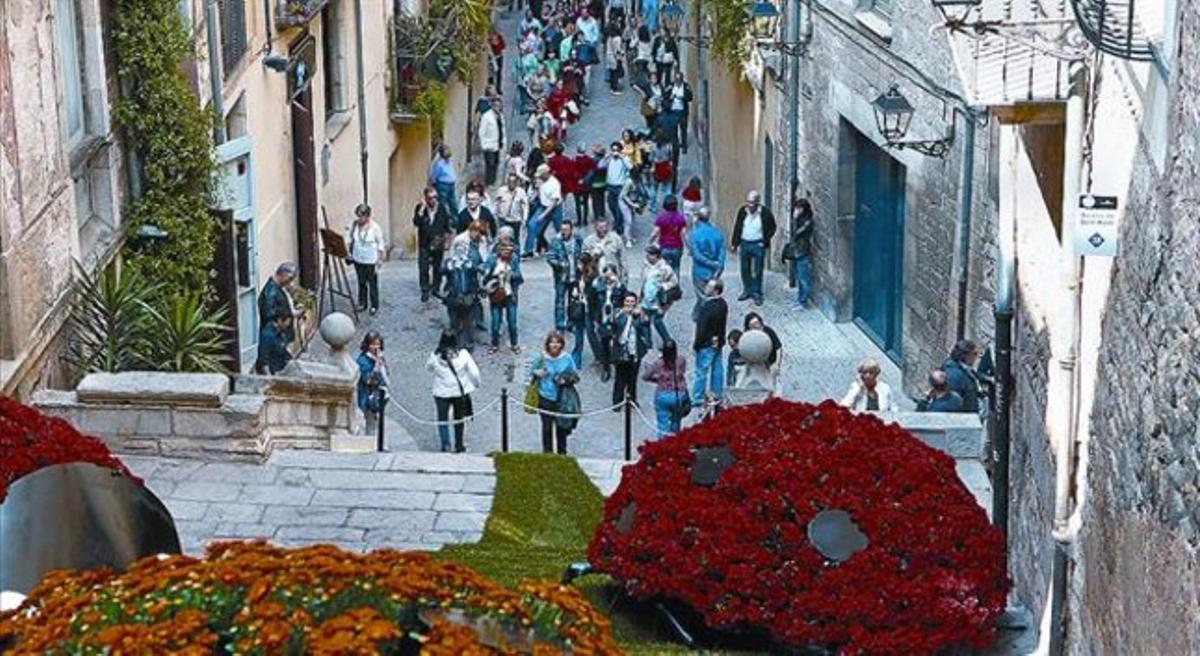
993, 103, 1066, 126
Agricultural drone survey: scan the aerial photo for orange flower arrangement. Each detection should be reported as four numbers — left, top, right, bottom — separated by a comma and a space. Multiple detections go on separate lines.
0, 541, 620, 655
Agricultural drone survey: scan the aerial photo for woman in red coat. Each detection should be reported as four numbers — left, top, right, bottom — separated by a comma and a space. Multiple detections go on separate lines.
572, 144, 597, 226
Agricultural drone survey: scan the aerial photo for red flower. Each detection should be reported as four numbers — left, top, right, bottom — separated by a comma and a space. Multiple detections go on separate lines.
588, 399, 1008, 654
0, 396, 138, 501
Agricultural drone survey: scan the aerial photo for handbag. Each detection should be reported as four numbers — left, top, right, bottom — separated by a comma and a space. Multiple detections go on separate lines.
670, 361, 692, 420
447, 354, 475, 420
640, 100, 655, 118
523, 355, 543, 414
657, 284, 682, 306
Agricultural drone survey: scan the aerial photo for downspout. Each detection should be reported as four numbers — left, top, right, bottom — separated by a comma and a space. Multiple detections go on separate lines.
695, 4, 712, 194
992, 123, 1017, 564
353, 0, 369, 201
1045, 64, 1087, 656
953, 107, 975, 340
205, 0, 227, 144
786, 0, 802, 232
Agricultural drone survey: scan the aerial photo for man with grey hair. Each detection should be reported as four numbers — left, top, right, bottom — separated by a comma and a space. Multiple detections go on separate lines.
258, 262, 299, 345
731, 190, 776, 306
582, 216, 625, 279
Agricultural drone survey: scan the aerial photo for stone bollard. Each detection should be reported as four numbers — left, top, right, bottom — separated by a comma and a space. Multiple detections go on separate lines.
319, 312, 358, 375
727, 329, 776, 406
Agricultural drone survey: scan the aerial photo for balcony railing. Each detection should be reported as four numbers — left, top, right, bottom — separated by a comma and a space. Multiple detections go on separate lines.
276, 0, 328, 30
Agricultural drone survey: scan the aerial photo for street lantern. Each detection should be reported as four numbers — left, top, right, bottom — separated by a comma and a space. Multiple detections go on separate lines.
661, 1, 686, 33
746, 1, 781, 41
929, 0, 981, 23
872, 85, 915, 143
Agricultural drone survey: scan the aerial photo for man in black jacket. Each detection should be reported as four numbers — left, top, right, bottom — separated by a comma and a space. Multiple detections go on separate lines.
257, 262, 298, 343
666, 72, 694, 153
943, 339, 982, 414
692, 278, 729, 405
413, 187, 454, 302
731, 190, 777, 305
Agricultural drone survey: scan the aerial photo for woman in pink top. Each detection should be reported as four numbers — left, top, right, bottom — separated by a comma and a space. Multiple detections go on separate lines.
651, 195, 688, 275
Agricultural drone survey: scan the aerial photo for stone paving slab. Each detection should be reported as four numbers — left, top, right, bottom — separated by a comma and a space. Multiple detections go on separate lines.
126, 452, 627, 556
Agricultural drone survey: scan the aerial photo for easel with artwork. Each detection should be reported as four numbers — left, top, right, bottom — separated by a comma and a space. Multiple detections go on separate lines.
318, 208, 359, 323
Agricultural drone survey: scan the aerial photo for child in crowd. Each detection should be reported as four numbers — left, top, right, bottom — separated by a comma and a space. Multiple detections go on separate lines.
726, 329, 745, 388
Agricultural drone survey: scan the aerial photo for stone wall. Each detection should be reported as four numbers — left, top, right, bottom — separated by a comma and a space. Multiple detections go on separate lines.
33, 363, 364, 463
1071, 1, 1200, 650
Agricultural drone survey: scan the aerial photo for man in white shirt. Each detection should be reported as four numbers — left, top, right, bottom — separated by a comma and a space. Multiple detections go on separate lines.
582, 216, 625, 280
603, 141, 632, 239
524, 164, 563, 257
348, 203, 385, 315
731, 190, 778, 305
478, 100, 503, 186
494, 173, 530, 249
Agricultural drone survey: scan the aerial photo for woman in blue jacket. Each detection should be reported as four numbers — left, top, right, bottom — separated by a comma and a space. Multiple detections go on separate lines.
529, 330, 580, 454
356, 330, 389, 438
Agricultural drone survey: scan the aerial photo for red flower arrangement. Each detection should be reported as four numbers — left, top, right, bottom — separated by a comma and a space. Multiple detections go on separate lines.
588, 399, 1008, 654
0, 395, 136, 502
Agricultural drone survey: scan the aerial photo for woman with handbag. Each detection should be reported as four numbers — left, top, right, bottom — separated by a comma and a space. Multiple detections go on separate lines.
642, 339, 689, 438
604, 22, 625, 93
529, 330, 581, 454
483, 241, 523, 354
356, 331, 389, 440
426, 331, 482, 453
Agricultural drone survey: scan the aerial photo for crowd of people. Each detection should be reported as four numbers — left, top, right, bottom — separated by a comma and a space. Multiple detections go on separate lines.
251, 0, 991, 454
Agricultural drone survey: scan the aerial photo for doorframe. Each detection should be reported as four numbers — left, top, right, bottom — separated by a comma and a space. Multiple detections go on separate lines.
214, 135, 260, 369
290, 34, 321, 290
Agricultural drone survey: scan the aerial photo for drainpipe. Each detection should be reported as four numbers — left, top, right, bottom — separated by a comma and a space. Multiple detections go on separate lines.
953, 107, 975, 340
694, 4, 712, 195
786, 0, 802, 233
992, 124, 1017, 563
1046, 64, 1087, 656
353, 0, 369, 201
205, 0, 227, 144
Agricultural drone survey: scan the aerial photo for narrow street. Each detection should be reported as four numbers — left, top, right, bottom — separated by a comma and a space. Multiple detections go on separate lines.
354, 9, 907, 457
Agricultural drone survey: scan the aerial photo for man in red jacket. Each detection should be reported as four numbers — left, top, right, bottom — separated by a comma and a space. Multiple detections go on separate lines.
548, 143, 582, 226
572, 144, 597, 227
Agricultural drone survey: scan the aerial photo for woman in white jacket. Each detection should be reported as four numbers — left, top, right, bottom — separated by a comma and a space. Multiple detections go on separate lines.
839, 358, 897, 412
426, 331, 482, 452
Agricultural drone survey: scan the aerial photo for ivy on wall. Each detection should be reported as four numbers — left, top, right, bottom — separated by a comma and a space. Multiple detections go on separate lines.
111, 0, 217, 298
394, 0, 492, 134
695, 0, 754, 68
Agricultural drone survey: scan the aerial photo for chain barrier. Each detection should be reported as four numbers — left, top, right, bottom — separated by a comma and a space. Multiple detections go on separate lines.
384, 395, 503, 427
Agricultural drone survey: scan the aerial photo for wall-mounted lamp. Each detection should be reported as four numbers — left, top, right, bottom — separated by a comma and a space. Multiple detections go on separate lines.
871, 85, 955, 158
262, 53, 290, 73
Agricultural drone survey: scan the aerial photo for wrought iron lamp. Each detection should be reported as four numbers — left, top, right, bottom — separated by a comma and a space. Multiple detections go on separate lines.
871, 85, 955, 158
748, 0, 813, 57
660, 0, 711, 46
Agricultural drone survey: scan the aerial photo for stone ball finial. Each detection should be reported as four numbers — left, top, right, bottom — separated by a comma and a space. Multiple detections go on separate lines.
739, 329, 772, 365
319, 312, 356, 350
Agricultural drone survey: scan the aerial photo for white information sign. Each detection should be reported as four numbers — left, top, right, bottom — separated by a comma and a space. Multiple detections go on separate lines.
1075, 195, 1119, 257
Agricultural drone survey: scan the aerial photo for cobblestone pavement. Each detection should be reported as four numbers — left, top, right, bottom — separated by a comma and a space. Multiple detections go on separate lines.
122, 452, 624, 555
334, 9, 907, 458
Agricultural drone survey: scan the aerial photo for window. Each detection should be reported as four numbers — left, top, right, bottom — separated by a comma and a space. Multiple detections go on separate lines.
868, 0, 893, 19
854, 0, 894, 42
219, 0, 247, 77
322, 1, 348, 114
54, 0, 87, 147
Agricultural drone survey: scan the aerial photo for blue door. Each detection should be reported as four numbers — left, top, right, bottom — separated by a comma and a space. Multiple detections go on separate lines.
852, 134, 905, 359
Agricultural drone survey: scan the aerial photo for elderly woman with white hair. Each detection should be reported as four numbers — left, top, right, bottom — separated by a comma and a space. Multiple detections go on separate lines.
839, 358, 898, 412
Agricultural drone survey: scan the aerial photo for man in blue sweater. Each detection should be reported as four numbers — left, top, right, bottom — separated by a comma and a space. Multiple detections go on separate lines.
688, 207, 726, 321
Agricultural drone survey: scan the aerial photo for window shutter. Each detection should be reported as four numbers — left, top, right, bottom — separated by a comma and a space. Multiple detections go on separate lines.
219, 0, 247, 77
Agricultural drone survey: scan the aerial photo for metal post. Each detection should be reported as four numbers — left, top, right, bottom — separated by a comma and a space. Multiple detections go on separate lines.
376, 405, 386, 452
500, 387, 510, 453
623, 393, 633, 461
993, 123, 1018, 567
954, 107, 977, 341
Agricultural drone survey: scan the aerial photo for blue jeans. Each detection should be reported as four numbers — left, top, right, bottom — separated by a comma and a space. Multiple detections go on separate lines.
793, 254, 812, 305
553, 280, 572, 330
692, 346, 725, 405
639, 308, 671, 349
662, 248, 682, 276
652, 180, 673, 213
570, 319, 586, 367
490, 300, 518, 347
654, 390, 683, 437
606, 186, 624, 234
435, 181, 457, 217
739, 240, 765, 301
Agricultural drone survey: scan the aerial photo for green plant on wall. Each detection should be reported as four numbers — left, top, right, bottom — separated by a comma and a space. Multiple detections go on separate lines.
695, 0, 755, 67
112, 0, 218, 299
411, 82, 449, 137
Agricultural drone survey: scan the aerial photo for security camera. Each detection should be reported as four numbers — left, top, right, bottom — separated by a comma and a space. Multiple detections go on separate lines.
262, 53, 289, 73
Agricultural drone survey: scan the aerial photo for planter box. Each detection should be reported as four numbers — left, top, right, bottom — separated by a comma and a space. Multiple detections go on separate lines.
276, 0, 329, 29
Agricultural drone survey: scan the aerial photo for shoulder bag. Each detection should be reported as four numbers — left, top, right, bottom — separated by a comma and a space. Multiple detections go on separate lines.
447, 353, 474, 419
523, 355, 543, 414
671, 360, 692, 420
657, 284, 683, 307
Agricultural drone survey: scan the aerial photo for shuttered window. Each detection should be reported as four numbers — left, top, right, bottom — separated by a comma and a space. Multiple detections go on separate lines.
219, 0, 247, 77
871, 0, 892, 18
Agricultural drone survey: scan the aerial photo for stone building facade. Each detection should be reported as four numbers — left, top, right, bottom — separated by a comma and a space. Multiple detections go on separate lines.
1, 0, 129, 397
2, 0, 488, 393
683, 0, 997, 394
